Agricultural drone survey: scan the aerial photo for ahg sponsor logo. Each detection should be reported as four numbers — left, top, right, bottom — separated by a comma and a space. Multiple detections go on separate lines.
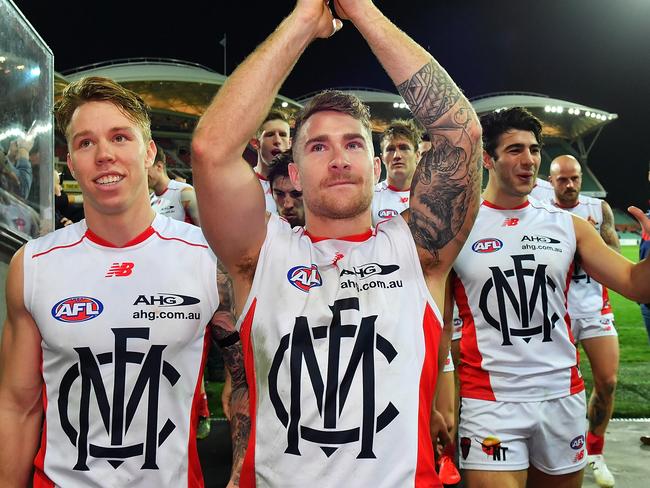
133, 294, 200, 307
340, 263, 399, 279
52, 297, 104, 323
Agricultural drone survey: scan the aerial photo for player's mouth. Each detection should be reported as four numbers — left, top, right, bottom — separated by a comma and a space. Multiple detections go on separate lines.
94, 174, 125, 186
270, 149, 282, 157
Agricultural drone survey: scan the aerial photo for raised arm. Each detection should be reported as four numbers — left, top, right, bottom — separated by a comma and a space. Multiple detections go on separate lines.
338, 1, 482, 279
0, 248, 44, 485
191, 1, 341, 278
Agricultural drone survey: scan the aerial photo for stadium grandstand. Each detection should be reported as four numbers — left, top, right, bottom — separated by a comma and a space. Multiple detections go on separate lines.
54, 58, 631, 230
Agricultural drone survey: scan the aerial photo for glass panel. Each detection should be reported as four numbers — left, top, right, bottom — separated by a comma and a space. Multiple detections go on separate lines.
0, 0, 54, 243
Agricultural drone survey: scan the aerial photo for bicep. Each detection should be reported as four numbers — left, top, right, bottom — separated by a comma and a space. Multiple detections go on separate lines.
0, 249, 43, 408
192, 158, 267, 275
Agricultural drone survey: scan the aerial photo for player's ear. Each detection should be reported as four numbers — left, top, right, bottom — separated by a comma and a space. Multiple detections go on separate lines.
144, 139, 156, 169
66, 153, 76, 179
482, 150, 494, 170
250, 138, 260, 151
288, 162, 302, 191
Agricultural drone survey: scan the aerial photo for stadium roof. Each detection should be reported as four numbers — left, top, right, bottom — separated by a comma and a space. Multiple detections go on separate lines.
57, 58, 302, 117
470, 92, 618, 140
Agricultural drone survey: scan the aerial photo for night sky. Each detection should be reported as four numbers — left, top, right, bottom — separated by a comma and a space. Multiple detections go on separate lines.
13, 0, 650, 210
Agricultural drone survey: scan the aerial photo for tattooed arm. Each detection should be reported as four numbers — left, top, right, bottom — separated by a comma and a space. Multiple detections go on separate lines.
211, 264, 249, 486
600, 201, 621, 253
339, 2, 482, 289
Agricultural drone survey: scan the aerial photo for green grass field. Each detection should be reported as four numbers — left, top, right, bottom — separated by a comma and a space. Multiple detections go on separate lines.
207, 245, 650, 418
579, 245, 650, 418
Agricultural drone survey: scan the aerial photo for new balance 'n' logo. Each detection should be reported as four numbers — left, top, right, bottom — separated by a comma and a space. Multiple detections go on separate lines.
502, 218, 519, 227
106, 262, 134, 277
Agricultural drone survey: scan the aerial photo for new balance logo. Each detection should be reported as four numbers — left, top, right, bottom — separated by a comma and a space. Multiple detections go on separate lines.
502, 218, 519, 227
106, 262, 135, 277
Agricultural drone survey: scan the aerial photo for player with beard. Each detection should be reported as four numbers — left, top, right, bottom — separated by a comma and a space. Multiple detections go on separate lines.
548, 154, 619, 488
251, 110, 292, 213
191, 1, 482, 486
449, 107, 650, 488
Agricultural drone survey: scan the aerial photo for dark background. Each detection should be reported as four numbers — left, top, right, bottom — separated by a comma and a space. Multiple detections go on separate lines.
14, 0, 650, 210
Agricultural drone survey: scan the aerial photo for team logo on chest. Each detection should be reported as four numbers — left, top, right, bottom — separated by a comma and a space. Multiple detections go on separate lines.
478, 254, 561, 345
52, 296, 104, 323
268, 297, 399, 459
58, 328, 180, 471
287, 264, 323, 292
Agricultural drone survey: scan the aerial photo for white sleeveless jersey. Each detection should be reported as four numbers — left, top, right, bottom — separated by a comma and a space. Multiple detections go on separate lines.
257, 173, 278, 214
452, 199, 583, 402
553, 196, 612, 318
237, 214, 443, 488
150, 180, 195, 224
24, 214, 218, 488
371, 181, 410, 225
529, 178, 555, 202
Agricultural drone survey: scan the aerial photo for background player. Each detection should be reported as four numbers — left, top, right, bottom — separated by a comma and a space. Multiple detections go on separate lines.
371, 119, 421, 225
251, 110, 292, 213
451, 107, 649, 488
549, 154, 619, 487
148, 142, 201, 225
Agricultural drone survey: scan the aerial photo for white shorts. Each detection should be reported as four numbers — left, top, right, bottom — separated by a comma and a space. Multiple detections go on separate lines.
572, 313, 617, 342
458, 392, 587, 475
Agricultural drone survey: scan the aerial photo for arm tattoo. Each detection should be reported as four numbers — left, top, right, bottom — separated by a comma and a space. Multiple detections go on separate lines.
600, 202, 621, 253
398, 61, 482, 263
211, 275, 249, 485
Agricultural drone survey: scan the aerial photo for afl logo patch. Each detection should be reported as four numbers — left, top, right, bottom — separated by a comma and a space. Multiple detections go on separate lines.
570, 435, 585, 450
472, 238, 503, 253
51, 296, 104, 323
287, 265, 323, 293
378, 209, 398, 219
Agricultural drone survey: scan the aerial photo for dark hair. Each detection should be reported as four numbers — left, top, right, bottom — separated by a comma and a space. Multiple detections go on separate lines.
257, 108, 291, 137
380, 119, 422, 151
55, 76, 152, 143
481, 107, 542, 159
154, 142, 166, 165
294, 90, 372, 143
268, 150, 293, 190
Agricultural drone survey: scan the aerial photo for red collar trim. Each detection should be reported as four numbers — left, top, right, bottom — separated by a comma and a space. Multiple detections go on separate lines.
482, 199, 530, 210
85, 226, 155, 248
155, 186, 169, 196
304, 228, 373, 243
387, 184, 409, 192
256, 172, 268, 181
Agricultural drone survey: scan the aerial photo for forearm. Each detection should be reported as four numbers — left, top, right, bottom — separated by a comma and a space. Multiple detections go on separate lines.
351, 6, 481, 261
221, 342, 250, 486
0, 402, 43, 485
193, 12, 317, 164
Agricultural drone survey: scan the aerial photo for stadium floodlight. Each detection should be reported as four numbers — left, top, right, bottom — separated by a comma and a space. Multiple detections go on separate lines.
586, 111, 591, 117
393, 102, 399, 108
575, 109, 580, 116
281, 101, 288, 108
544, 105, 551, 112
557, 106, 564, 114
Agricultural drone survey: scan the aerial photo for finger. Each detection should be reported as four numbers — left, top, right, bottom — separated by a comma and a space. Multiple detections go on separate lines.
438, 423, 452, 447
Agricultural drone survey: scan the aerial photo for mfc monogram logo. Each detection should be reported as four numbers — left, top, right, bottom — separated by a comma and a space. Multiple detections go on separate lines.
268, 297, 398, 459
58, 328, 180, 471
479, 254, 560, 345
